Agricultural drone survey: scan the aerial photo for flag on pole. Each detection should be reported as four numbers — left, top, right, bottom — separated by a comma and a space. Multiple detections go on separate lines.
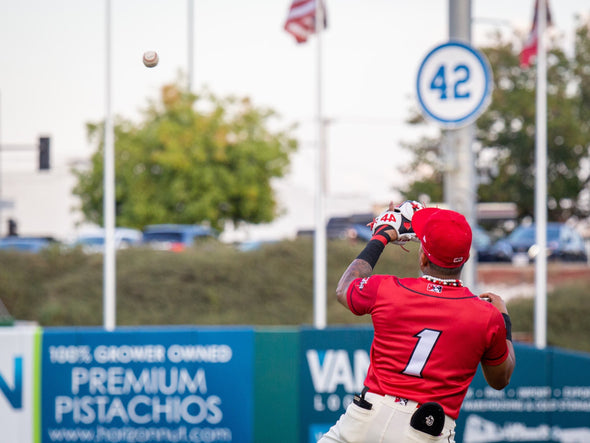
520, 0, 553, 68
284, 0, 327, 44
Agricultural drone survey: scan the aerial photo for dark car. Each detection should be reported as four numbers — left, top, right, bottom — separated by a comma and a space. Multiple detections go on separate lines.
326, 213, 373, 241
488, 223, 587, 263
473, 226, 495, 262
142, 224, 217, 251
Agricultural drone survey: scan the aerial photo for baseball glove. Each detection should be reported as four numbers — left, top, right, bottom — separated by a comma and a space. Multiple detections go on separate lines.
369, 200, 424, 245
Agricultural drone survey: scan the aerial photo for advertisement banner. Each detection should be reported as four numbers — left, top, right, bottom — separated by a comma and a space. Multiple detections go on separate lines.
457, 343, 590, 442
299, 326, 373, 443
0, 325, 40, 443
254, 328, 300, 443
41, 327, 254, 443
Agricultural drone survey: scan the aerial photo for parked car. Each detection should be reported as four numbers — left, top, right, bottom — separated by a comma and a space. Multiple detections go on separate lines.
0, 236, 58, 253
327, 213, 373, 241
349, 223, 373, 242
488, 223, 587, 263
141, 224, 217, 251
235, 239, 279, 252
473, 226, 496, 262
72, 228, 142, 254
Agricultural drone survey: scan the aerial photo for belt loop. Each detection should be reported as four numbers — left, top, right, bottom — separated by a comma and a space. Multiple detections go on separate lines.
360, 386, 369, 399
354, 386, 373, 410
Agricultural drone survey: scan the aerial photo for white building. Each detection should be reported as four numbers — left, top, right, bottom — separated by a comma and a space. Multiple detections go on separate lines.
0, 158, 382, 244
0, 162, 85, 241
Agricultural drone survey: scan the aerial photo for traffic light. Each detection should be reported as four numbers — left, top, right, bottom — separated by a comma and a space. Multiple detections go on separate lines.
39, 136, 50, 170
7, 219, 17, 236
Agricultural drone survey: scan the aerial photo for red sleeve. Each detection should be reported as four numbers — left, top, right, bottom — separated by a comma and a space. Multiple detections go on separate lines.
481, 309, 510, 366
346, 275, 382, 315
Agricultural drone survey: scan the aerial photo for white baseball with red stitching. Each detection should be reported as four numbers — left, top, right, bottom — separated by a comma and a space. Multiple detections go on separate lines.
143, 51, 159, 68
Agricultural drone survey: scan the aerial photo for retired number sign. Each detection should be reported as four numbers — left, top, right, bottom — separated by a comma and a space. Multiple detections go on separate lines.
416, 41, 493, 128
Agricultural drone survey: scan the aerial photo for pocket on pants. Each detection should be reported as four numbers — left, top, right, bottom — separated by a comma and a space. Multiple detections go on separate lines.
404, 425, 455, 443
336, 401, 376, 441
348, 401, 374, 418
405, 426, 444, 442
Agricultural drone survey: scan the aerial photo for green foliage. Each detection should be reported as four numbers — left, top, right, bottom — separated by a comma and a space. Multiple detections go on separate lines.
506, 281, 590, 353
1, 241, 588, 354
0, 239, 420, 328
72, 82, 298, 232
400, 18, 590, 221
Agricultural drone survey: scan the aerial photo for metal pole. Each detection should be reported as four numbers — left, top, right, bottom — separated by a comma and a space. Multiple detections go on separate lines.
447, 0, 477, 289
187, 0, 194, 91
0, 92, 3, 237
534, 0, 548, 349
313, 0, 327, 329
104, 0, 116, 331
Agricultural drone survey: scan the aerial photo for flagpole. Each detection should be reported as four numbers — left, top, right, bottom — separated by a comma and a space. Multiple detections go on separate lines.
187, 0, 194, 92
534, 0, 548, 349
313, 0, 327, 329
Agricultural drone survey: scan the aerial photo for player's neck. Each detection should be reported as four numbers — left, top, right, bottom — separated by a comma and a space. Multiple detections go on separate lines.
421, 274, 463, 287
420, 266, 462, 283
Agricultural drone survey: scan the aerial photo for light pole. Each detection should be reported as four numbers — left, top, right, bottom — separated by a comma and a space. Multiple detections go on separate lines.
446, 0, 477, 289
103, 0, 116, 331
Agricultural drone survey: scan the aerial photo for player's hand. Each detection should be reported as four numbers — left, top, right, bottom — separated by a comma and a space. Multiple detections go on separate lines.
480, 292, 508, 314
368, 200, 424, 245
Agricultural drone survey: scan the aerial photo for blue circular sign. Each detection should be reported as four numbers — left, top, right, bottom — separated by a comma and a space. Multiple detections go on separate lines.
416, 41, 493, 128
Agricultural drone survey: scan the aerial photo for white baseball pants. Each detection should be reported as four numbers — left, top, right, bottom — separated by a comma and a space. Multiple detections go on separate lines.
317, 392, 456, 443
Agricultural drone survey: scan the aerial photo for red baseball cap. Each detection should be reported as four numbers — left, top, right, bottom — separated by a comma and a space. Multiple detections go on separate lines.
412, 208, 472, 268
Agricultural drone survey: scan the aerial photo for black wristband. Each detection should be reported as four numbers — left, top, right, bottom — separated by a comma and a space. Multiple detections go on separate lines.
502, 313, 512, 342
356, 239, 386, 269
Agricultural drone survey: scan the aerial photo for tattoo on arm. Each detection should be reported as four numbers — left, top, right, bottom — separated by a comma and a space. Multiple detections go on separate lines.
344, 259, 373, 280
336, 259, 373, 305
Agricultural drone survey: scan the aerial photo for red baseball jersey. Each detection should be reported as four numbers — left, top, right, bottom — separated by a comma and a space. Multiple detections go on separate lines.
347, 274, 509, 419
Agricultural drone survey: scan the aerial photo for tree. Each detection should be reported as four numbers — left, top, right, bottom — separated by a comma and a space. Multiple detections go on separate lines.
72, 82, 298, 232
399, 17, 590, 222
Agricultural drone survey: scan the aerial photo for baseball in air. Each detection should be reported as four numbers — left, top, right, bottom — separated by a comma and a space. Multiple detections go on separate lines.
142, 51, 159, 68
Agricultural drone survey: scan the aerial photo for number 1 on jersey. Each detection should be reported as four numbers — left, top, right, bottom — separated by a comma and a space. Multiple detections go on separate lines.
402, 329, 441, 377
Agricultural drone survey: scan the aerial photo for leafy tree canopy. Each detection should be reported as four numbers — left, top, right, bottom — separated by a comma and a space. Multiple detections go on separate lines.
73, 81, 298, 232
399, 16, 590, 222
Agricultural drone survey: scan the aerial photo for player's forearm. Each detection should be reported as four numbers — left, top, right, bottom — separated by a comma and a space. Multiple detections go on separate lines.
336, 238, 387, 307
336, 258, 373, 307
482, 340, 516, 390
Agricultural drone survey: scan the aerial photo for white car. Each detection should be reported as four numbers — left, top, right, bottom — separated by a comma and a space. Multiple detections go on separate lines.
73, 227, 142, 253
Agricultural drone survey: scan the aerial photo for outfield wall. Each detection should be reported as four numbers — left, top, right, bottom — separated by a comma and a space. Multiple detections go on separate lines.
1, 325, 589, 443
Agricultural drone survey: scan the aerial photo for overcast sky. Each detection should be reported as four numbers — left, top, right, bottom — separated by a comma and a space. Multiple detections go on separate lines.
1, 0, 588, 239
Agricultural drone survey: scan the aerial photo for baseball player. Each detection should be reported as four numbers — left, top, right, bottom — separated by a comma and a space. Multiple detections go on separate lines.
318, 201, 515, 443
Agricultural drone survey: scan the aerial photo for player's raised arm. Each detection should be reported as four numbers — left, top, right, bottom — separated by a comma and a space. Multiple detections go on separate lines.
336, 259, 373, 307
336, 201, 423, 308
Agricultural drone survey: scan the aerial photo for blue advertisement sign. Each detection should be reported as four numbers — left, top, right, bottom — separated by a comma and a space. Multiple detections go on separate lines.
41, 327, 254, 443
456, 343, 590, 442
0, 326, 38, 443
299, 327, 373, 443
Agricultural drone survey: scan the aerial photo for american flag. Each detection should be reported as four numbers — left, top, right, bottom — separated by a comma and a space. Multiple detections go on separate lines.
284, 0, 327, 44
520, 0, 553, 68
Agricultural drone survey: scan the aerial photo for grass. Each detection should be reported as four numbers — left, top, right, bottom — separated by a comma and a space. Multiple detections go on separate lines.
1, 238, 589, 352
508, 280, 590, 353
